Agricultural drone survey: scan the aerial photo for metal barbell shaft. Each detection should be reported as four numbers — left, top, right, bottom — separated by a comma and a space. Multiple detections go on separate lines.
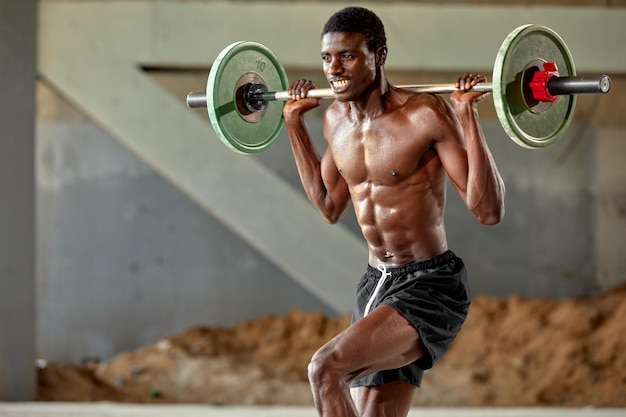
268, 83, 494, 101
186, 75, 610, 109
187, 92, 208, 108
185, 84, 492, 108
186, 84, 493, 108
548, 74, 611, 95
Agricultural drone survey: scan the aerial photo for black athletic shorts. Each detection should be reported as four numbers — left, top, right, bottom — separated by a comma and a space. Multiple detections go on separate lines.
349, 250, 470, 388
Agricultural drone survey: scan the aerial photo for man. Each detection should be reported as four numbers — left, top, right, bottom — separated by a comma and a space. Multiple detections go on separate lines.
282, 6, 505, 417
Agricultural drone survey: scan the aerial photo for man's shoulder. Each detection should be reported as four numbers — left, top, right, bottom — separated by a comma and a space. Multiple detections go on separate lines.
323, 100, 342, 120
390, 89, 451, 122
397, 89, 446, 108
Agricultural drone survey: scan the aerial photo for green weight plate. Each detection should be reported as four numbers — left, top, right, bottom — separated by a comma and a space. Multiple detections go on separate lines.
206, 41, 289, 154
493, 25, 576, 149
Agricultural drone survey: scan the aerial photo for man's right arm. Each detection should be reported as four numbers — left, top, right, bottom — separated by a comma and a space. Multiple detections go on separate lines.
283, 87, 351, 224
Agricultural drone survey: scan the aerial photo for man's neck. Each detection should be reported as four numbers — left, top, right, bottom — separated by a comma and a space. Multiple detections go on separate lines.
349, 76, 390, 120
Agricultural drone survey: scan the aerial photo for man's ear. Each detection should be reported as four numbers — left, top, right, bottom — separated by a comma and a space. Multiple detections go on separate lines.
376, 46, 387, 66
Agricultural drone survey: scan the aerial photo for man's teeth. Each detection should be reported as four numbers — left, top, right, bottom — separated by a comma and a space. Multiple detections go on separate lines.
332, 80, 350, 89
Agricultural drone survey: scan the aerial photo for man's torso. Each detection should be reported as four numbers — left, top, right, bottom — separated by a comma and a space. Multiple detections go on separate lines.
325, 90, 451, 266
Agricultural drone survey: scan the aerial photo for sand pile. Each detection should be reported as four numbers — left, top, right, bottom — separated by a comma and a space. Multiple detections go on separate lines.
38, 283, 626, 407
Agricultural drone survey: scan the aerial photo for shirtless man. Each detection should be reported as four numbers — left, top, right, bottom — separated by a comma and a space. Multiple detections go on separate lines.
282, 6, 505, 417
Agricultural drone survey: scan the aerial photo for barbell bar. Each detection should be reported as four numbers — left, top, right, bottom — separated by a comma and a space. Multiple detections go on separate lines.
187, 76, 610, 108
186, 83, 494, 108
186, 24, 611, 153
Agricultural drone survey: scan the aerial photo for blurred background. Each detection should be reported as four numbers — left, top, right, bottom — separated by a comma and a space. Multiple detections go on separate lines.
1, 0, 625, 402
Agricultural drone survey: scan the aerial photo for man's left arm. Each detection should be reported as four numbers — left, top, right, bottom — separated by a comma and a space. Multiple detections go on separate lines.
437, 74, 506, 225
452, 93, 505, 225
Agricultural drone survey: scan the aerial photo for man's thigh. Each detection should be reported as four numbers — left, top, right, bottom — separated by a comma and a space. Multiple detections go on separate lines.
317, 304, 425, 380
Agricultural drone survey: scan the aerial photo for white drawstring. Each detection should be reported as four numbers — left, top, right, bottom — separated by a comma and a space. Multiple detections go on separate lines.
364, 264, 391, 316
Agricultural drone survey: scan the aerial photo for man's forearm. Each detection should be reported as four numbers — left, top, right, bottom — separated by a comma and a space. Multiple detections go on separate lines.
284, 115, 333, 215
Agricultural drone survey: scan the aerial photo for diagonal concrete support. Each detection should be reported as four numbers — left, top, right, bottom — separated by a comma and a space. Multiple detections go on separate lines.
38, 2, 367, 312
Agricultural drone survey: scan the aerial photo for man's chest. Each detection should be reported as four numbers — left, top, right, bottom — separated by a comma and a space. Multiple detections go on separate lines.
328, 121, 433, 185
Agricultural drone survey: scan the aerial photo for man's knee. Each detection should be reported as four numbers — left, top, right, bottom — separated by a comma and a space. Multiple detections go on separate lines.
307, 346, 347, 389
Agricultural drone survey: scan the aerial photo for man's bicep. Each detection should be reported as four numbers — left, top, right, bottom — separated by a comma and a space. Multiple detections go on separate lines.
320, 150, 351, 220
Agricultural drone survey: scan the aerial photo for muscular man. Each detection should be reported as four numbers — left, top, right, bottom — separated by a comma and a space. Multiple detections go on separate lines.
282, 7, 505, 417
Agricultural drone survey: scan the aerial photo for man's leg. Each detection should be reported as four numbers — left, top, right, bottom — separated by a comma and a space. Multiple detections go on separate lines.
307, 304, 425, 417
351, 381, 417, 417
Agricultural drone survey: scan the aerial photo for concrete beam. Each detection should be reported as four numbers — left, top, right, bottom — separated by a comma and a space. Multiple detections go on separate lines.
143, 2, 625, 73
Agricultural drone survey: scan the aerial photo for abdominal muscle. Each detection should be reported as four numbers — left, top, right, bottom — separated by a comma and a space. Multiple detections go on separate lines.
352, 178, 448, 267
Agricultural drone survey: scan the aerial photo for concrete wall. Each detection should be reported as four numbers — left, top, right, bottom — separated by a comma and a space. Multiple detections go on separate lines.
0, 0, 37, 401
596, 127, 626, 290
27, 1, 626, 368
36, 118, 334, 362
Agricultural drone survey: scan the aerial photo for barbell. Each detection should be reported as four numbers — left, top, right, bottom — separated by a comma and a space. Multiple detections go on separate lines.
186, 24, 611, 154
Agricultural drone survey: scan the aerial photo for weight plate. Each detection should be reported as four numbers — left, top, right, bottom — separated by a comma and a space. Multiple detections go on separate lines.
493, 25, 576, 149
206, 41, 289, 154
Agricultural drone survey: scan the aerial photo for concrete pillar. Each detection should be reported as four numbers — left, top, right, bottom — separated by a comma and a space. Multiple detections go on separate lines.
0, 0, 37, 400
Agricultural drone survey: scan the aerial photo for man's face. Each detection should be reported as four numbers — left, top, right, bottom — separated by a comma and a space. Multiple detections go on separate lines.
320, 32, 378, 102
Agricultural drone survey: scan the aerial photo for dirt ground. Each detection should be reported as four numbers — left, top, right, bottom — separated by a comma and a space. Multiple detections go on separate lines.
38, 283, 626, 407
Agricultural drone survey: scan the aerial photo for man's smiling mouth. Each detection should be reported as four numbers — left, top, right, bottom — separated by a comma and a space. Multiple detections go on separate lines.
331, 79, 351, 92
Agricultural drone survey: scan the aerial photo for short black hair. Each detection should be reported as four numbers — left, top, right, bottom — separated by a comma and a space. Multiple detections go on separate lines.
322, 6, 387, 52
